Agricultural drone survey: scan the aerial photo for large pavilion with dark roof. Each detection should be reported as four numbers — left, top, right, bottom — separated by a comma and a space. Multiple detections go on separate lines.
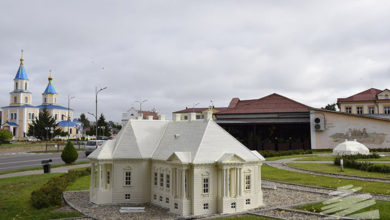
214, 93, 312, 151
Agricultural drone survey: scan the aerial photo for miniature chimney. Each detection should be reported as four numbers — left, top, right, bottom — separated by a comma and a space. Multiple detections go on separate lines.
205, 109, 213, 121
159, 114, 166, 120
173, 113, 181, 121
189, 112, 196, 121
148, 115, 153, 120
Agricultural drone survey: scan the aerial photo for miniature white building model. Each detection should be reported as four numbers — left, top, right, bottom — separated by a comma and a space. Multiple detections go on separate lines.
88, 110, 264, 216
333, 139, 370, 156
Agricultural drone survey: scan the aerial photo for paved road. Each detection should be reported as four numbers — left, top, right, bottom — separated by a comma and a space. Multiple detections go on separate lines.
0, 151, 88, 172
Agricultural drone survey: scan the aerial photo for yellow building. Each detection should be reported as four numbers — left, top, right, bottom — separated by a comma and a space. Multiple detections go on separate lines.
337, 88, 390, 116
1, 52, 81, 139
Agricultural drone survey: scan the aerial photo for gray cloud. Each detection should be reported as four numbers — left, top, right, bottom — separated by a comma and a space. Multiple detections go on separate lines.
1, 0, 390, 121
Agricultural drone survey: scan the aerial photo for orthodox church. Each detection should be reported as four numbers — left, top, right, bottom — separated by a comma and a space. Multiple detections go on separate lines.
1, 51, 81, 139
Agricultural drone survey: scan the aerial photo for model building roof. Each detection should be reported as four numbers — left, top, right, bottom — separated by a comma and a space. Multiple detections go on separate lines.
89, 118, 263, 164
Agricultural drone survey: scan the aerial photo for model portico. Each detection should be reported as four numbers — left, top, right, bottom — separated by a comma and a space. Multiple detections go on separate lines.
88, 110, 264, 216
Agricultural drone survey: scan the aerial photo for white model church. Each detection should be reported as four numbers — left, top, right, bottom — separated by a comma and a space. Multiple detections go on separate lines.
88, 110, 264, 216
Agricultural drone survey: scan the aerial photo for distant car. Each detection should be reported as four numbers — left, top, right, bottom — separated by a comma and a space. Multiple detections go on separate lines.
85, 140, 105, 156
27, 136, 39, 142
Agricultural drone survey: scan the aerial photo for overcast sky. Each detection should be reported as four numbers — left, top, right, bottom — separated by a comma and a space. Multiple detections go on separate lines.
1, 0, 390, 122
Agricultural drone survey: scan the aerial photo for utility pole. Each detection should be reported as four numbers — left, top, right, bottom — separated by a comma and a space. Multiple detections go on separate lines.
67, 95, 75, 142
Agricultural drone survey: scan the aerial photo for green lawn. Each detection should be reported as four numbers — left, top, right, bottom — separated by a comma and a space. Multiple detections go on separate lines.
296, 155, 390, 162
295, 200, 390, 219
0, 174, 83, 220
287, 163, 390, 179
66, 175, 91, 191
265, 154, 311, 161
0, 161, 89, 175
216, 215, 275, 220
295, 156, 335, 161
262, 164, 390, 195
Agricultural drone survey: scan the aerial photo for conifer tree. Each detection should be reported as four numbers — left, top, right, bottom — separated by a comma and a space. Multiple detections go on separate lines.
27, 108, 62, 140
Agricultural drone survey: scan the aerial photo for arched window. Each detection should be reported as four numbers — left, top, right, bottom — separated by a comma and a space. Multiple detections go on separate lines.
15, 82, 18, 90
25, 97, 28, 103
44, 98, 47, 103
25, 82, 27, 90
14, 97, 17, 103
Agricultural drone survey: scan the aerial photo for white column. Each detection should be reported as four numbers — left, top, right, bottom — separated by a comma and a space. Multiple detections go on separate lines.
90, 163, 95, 188
97, 164, 101, 189
236, 168, 239, 197
181, 168, 186, 199
227, 168, 230, 198
222, 168, 226, 197
239, 168, 242, 196
176, 168, 179, 198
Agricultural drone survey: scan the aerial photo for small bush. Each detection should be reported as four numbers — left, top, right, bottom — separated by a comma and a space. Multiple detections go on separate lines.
334, 154, 390, 174
31, 168, 90, 209
61, 141, 78, 164
259, 150, 312, 158
0, 129, 13, 144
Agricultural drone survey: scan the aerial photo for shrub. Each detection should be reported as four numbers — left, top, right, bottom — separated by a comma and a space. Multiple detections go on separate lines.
0, 129, 13, 144
334, 154, 390, 174
61, 141, 78, 164
31, 168, 90, 209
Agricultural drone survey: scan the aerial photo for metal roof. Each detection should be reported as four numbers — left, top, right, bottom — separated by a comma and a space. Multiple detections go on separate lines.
14, 64, 28, 80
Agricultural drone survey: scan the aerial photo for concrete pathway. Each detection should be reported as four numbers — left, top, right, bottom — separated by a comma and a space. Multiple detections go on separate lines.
0, 163, 90, 179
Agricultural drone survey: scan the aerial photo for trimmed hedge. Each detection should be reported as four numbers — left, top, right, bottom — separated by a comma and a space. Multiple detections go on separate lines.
334, 154, 390, 174
259, 150, 313, 158
61, 141, 78, 164
31, 168, 90, 209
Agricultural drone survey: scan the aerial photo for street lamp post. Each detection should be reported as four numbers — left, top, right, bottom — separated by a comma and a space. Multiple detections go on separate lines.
45, 127, 50, 151
88, 86, 107, 146
135, 99, 147, 118
67, 95, 75, 142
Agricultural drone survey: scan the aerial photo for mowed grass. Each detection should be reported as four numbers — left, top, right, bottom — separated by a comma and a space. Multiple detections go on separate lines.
295, 200, 390, 219
0, 174, 83, 220
265, 154, 311, 161
296, 155, 390, 162
66, 175, 91, 191
216, 215, 275, 220
261, 164, 390, 195
287, 163, 390, 179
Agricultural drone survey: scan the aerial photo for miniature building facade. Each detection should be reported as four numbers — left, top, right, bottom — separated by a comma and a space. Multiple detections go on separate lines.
88, 111, 264, 216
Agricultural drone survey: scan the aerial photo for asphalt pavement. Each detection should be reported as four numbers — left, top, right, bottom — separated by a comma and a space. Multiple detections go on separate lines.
0, 151, 88, 172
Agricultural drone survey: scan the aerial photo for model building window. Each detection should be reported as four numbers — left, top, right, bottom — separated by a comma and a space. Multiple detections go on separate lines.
357, 107, 363, 115
154, 172, 158, 186
203, 177, 209, 194
346, 107, 352, 114
25, 82, 27, 90
124, 171, 131, 186
203, 203, 209, 209
245, 175, 251, 190
107, 171, 110, 184
231, 202, 236, 208
160, 173, 164, 187
166, 197, 169, 203
14, 97, 17, 103
153, 194, 157, 200
159, 196, 163, 202
369, 107, 375, 114
385, 107, 390, 115
166, 174, 170, 188
125, 194, 130, 199
174, 203, 178, 209
25, 97, 28, 103
246, 199, 251, 205
184, 116, 188, 120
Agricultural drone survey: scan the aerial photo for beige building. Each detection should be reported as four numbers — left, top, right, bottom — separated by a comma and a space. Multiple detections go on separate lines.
172, 107, 227, 121
337, 88, 390, 116
311, 108, 390, 150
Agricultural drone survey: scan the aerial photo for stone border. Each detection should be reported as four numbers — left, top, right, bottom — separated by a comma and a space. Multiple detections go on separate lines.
63, 190, 97, 220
